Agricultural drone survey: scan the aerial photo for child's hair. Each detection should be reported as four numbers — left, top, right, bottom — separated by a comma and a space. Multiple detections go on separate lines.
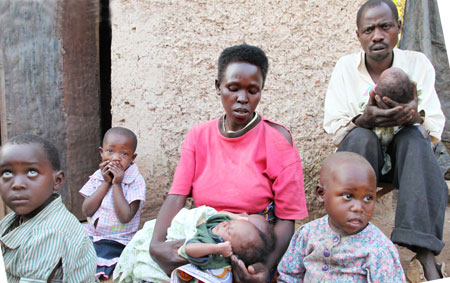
217, 44, 269, 87
234, 223, 276, 266
6, 135, 60, 170
376, 67, 414, 104
103, 127, 138, 152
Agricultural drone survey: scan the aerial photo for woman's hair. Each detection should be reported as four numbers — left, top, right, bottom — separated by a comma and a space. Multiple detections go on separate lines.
7, 135, 61, 170
217, 44, 269, 87
234, 223, 276, 266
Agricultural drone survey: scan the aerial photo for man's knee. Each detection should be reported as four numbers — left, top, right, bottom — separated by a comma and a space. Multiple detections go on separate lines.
338, 127, 380, 151
391, 126, 431, 150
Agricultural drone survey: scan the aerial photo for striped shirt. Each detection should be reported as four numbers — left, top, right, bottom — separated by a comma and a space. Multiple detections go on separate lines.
0, 194, 97, 283
80, 163, 146, 245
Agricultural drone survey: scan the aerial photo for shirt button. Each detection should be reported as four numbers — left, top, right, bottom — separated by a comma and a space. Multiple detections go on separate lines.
322, 264, 329, 271
333, 236, 339, 242
323, 250, 330, 257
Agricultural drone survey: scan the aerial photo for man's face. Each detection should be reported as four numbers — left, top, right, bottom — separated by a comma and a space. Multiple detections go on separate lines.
357, 3, 401, 63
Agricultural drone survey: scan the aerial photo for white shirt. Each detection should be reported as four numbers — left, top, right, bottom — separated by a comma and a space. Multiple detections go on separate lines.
323, 48, 445, 146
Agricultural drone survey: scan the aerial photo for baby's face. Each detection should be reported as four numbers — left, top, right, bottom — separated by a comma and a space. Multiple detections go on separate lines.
213, 219, 261, 253
322, 163, 376, 236
99, 133, 136, 170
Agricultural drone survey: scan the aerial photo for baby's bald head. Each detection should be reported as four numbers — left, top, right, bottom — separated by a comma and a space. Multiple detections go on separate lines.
320, 152, 376, 189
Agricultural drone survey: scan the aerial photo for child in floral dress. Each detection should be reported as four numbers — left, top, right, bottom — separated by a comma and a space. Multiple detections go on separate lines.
278, 152, 406, 282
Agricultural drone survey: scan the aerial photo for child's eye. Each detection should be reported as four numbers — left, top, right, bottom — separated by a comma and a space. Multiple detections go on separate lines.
363, 195, 374, 202
342, 193, 352, 200
27, 169, 39, 177
121, 152, 128, 156
248, 88, 260, 95
107, 149, 113, 153
1, 170, 13, 178
228, 85, 238, 92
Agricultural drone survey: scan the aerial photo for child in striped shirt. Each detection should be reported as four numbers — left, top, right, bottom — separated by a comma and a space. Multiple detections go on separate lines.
0, 135, 96, 282
80, 127, 146, 280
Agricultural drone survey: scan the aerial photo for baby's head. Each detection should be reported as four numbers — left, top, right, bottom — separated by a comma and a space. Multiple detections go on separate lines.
375, 67, 414, 104
317, 152, 376, 236
100, 127, 137, 170
0, 135, 64, 220
213, 215, 275, 266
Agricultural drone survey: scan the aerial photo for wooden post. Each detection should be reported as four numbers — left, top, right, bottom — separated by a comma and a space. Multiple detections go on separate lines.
0, 0, 101, 220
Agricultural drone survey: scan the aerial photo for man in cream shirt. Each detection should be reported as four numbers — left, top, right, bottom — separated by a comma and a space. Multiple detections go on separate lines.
324, 0, 447, 281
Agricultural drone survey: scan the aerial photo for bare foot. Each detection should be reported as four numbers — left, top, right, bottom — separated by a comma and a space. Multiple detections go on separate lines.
416, 248, 440, 280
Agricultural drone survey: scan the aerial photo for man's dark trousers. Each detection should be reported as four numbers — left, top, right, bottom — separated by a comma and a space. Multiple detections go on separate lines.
338, 126, 448, 254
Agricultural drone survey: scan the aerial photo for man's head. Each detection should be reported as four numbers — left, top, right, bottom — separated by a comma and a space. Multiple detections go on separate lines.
0, 135, 65, 220
356, 0, 401, 64
213, 216, 275, 266
317, 152, 376, 236
376, 67, 414, 104
99, 127, 138, 170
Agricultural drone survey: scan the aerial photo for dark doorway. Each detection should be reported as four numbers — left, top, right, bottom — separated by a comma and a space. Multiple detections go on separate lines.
99, 0, 112, 136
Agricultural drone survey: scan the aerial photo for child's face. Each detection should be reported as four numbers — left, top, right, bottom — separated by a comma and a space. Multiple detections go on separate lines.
99, 133, 136, 170
213, 219, 261, 253
318, 163, 376, 236
0, 143, 64, 220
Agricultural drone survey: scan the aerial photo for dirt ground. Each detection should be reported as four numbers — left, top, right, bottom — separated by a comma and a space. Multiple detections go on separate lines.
371, 192, 450, 279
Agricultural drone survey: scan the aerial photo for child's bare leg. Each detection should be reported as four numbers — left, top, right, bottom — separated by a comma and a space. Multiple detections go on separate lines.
416, 248, 440, 280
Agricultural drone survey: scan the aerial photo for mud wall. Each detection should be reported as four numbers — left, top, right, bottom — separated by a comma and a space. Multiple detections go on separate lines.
110, 0, 366, 221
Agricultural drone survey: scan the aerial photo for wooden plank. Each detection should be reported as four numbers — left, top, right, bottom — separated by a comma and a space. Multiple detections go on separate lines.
0, 1, 101, 220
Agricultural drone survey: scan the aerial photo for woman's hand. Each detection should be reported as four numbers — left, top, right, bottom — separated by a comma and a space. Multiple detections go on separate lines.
150, 239, 187, 276
231, 256, 268, 283
150, 194, 188, 276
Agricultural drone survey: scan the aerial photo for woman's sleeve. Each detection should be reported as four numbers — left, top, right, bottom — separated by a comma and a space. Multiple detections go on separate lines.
169, 127, 197, 195
272, 160, 308, 220
277, 226, 306, 283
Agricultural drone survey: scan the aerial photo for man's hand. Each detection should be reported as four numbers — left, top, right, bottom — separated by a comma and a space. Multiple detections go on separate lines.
355, 88, 417, 128
377, 82, 422, 125
231, 255, 268, 283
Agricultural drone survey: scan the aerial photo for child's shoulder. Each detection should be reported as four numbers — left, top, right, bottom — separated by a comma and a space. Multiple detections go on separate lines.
123, 163, 145, 185
357, 222, 396, 250
295, 215, 329, 237
22, 197, 88, 245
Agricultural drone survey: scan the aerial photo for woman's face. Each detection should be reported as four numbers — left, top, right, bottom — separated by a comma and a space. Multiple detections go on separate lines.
216, 62, 263, 131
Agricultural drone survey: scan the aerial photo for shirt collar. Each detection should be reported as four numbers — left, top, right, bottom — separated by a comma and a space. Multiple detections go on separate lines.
357, 48, 399, 73
0, 194, 62, 249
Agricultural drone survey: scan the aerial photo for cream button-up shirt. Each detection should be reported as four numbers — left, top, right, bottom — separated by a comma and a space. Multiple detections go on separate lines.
323, 48, 445, 146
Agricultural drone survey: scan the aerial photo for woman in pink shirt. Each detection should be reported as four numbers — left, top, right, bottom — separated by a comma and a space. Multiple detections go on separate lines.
150, 44, 308, 283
